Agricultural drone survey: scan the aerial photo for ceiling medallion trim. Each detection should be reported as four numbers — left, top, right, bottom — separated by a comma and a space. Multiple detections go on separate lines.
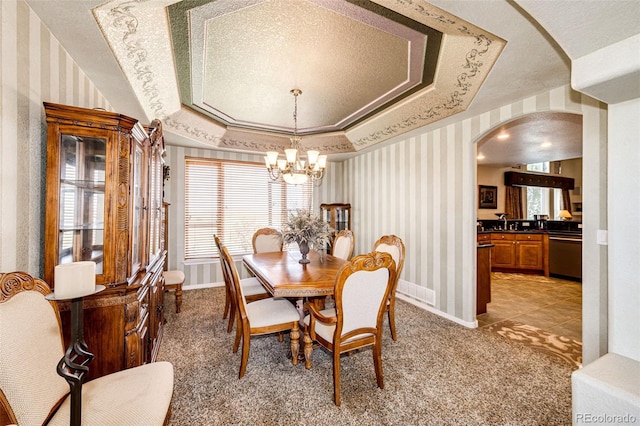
353, 32, 493, 146
348, 0, 504, 147
94, 0, 179, 121
164, 116, 223, 146
165, 115, 283, 152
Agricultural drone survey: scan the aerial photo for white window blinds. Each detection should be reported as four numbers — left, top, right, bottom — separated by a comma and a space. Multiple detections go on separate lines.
184, 157, 312, 258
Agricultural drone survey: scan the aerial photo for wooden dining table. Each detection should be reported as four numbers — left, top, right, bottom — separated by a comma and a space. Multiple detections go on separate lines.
242, 250, 347, 298
242, 249, 348, 368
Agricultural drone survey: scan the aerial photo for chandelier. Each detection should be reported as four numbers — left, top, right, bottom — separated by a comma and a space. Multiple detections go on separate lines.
264, 89, 327, 185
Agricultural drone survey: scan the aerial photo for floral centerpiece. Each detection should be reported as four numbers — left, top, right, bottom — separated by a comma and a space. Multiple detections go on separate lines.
281, 209, 332, 264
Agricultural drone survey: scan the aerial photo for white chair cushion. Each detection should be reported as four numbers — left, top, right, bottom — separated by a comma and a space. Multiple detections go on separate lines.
254, 235, 281, 253
304, 308, 336, 342
332, 237, 352, 260
245, 298, 299, 329
341, 269, 389, 334
305, 268, 388, 344
0, 291, 69, 426
49, 361, 174, 426
163, 270, 185, 286
375, 243, 401, 272
240, 277, 268, 296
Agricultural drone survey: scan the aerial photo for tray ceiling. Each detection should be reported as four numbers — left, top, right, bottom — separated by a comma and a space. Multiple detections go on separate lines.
92, 0, 506, 155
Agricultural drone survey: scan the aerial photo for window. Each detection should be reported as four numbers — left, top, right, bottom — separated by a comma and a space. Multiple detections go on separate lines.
184, 157, 312, 258
525, 162, 561, 219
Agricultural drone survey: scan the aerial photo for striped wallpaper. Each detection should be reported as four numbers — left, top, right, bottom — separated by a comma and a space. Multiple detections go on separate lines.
2, 0, 607, 328
164, 86, 605, 326
340, 85, 592, 324
0, 0, 111, 275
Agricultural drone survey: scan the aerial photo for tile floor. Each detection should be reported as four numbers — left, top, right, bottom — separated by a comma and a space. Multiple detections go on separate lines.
477, 272, 582, 342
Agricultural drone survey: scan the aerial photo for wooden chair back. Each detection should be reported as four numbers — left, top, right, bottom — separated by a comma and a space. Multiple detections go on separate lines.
333, 252, 395, 347
372, 235, 405, 285
372, 234, 405, 341
252, 228, 283, 253
220, 245, 248, 321
332, 229, 354, 260
305, 251, 396, 405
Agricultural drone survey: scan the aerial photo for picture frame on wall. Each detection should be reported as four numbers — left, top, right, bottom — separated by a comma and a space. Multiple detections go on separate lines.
479, 185, 497, 209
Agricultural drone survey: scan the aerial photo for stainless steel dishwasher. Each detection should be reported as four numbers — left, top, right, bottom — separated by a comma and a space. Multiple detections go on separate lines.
548, 231, 582, 281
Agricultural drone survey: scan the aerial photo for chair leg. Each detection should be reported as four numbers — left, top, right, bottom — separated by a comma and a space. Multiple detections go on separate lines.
333, 350, 342, 406
175, 283, 183, 313
227, 303, 236, 333
290, 322, 299, 366
223, 285, 230, 319
233, 317, 242, 353
373, 338, 384, 389
239, 328, 251, 379
388, 298, 397, 341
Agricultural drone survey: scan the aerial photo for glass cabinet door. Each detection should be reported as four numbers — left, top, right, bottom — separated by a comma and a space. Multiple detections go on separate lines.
148, 145, 162, 263
58, 134, 106, 274
130, 142, 144, 275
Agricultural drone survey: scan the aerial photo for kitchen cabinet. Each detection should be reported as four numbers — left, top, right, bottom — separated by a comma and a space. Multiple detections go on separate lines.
489, 232, 549, 276
476, 244, 492, 315
490, 233, 517, 268
43, 102, 166, 380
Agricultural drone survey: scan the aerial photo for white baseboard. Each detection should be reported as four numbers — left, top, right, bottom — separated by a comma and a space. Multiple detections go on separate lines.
183, 282, 223, 290
397, 279, 436, 306
396, 279, 478, 329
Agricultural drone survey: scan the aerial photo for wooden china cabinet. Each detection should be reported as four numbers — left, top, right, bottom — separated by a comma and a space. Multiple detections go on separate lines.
320, 203, 351, 255
43, 102, 166, 380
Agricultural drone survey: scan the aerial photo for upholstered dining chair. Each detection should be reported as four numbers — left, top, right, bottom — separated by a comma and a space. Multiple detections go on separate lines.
304, 251, 396, 406
215, 235, 269, 333
331, 229, 354, 260
0, 271, 174, 425
252, 227, 283, 253
219, 245, 300, 378
372, 234, 405, 341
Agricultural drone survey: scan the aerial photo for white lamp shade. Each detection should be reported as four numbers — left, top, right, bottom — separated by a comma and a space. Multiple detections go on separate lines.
285, 148, 297, 163
277, 159, 287, 170
283, 172, 309, 185
54, 261, 96, 299
317, 155, 327, 168
266, 151, 279, 165
307, 150, 319, 165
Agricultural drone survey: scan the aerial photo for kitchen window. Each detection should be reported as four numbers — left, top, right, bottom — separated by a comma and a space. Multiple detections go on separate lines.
184, 157, 312, 258
526, 162, 562, 219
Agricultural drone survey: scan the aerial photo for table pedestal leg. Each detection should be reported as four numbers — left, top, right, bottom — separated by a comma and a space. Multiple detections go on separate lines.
304, 331, 313, 369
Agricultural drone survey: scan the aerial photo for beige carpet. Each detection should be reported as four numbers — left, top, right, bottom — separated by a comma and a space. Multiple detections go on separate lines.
158, 287, 576, 425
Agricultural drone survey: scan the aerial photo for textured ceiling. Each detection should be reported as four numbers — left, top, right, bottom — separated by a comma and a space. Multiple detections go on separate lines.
28, 0, 638, 165
477, 112, 583, 168
181, 0, 433, 133
91, 0, 506, 155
